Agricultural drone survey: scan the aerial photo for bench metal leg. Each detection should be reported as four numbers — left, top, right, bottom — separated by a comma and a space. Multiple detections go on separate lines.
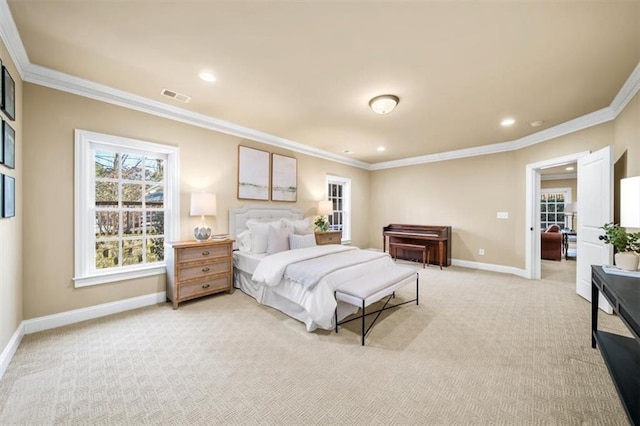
361, 300, 366, 346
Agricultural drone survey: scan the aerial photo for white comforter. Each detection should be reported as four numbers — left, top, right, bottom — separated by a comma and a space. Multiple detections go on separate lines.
250, 245, 396, 330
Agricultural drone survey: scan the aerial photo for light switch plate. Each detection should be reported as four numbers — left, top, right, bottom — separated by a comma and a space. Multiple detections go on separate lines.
497, 212, 509, 219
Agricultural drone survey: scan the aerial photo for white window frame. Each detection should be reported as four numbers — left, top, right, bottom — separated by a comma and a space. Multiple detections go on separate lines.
74, 129, 180, 287
326, 175, 351, 244
540, 187, 572, 230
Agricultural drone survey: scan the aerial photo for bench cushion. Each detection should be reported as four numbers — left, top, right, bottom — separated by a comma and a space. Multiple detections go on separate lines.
336, 266, 415, 300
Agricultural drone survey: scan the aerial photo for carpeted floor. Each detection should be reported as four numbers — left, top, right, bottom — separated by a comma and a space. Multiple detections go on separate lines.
0, 261, 630, 425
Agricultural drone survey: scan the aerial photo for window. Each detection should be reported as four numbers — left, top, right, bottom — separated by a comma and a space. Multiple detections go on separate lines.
74, 130, 179, 287
326, 175, 351, 243
540, 188, 571, 230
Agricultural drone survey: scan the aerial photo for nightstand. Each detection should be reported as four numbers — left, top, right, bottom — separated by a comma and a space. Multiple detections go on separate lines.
165, 239, 234, 309
315, 230, 342, 245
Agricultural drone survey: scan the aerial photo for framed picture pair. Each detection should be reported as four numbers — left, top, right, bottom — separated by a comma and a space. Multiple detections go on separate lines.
0, 173, 15, 218
237, 145, 297, 202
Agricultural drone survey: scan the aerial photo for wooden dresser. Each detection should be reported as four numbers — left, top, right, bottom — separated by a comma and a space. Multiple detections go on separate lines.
315, 230, 342, 245
165, 239, 234, 309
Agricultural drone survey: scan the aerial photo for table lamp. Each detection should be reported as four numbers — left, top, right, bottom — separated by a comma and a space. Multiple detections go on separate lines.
190, 192, 216, 242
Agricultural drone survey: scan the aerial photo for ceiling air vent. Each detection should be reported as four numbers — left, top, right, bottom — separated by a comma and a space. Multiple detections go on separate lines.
161, 88, 191, 103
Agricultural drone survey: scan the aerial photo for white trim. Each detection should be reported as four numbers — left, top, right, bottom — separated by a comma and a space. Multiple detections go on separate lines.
0, 322, 24, 380
450, 259, 528, 278
0, 2, 637, 170
525, 151, 590, 279
22, 291, 167, 335
541, 173, 577, 181
73, 265, 166, 288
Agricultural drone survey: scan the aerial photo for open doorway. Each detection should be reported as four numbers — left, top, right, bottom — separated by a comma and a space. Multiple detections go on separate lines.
540, 164, 577, 281
524, 151, 590, 280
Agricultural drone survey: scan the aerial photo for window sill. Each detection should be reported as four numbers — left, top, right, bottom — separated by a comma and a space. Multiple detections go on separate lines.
74, 264, 166, 288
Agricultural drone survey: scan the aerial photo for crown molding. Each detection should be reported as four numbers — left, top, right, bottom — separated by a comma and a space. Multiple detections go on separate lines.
0, 0, 29, 79
0, 0, 638, 172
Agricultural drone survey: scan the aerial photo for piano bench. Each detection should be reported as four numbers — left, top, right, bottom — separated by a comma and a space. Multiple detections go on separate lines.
389, 242, 429, 269
334, 267, 419, 346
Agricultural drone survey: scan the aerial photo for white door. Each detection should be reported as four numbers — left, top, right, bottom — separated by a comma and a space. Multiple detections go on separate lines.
577, 146, 613, 313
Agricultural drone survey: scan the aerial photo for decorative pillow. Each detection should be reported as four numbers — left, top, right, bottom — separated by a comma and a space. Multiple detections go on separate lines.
236, 230, 251, 253
289, 233, 317, 250
291, 218, 314, 235
267, 223, 293, 254
247, 218, 293, 254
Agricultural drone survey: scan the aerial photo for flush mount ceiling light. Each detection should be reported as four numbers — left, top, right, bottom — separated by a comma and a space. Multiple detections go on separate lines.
501, 117, 516, 127
376, 146, 386, 152
198, 71, 217, 82
369, 95, 399, 114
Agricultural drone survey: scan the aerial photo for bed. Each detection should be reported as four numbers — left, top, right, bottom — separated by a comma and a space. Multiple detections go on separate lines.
229, 205, 404, 332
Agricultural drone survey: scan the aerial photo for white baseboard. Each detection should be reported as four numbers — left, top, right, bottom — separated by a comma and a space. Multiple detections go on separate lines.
451, 259, 528, 278
0, 322, 25, 380
22, 291, 167, 334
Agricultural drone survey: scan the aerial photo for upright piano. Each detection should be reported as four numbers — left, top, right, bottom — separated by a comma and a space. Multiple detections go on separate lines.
383, 224, 452, 268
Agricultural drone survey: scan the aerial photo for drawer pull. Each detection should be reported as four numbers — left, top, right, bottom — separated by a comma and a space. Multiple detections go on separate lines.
202, 251, 210, 256
202, 284, 210, 289
202, 267, 210, 272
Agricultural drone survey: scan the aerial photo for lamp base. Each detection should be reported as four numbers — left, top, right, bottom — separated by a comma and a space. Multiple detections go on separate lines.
193, 226, 212, 242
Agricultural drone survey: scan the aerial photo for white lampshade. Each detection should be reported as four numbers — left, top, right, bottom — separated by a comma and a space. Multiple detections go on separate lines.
369, 94, 399, 115
621, 176, 640, 228
190, 193, 217, 217
565, 202, 577, 213
318, 200, 333, 216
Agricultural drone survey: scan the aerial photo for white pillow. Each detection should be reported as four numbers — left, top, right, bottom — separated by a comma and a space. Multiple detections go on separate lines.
236, 230, 251, 253
289, 233, 317, 250
291, 218, 314, 235
247, 218, 293, 254
267, 223, 293, 254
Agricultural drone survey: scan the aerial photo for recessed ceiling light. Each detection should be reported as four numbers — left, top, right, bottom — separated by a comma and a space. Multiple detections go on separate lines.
199, 71, 216, 82
343, 150, 354, 154
530, 120, 544, 127
565, 166, 575, 171
501, 118, 515, 127
377, 146, 386, 152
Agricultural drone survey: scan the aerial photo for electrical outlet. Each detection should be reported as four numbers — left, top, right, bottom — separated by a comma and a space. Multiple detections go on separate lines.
478, 249, 485, 255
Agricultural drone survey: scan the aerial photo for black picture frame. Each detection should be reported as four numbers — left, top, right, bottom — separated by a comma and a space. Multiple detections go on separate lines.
2, 120, 14, 169
1, 66, 15, 121
3, 174, 14, 218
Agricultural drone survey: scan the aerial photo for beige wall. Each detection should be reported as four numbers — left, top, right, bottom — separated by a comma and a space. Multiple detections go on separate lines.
15, 72, 640, 322
22, 83, 369, 319
0, 43, 22, 355
369, 118, 635, 269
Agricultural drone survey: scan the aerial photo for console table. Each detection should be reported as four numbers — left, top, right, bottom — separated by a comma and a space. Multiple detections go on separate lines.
591, 265, 640, 425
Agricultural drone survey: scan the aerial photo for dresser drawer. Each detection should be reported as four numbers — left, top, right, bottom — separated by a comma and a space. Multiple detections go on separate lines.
177, 244, 230, 264
178, 275, 231, 300
178, 258, 230, 281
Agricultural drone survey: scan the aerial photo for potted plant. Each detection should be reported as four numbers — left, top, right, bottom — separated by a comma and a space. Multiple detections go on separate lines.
599, 222, 640, 270
314, 215, 329, 233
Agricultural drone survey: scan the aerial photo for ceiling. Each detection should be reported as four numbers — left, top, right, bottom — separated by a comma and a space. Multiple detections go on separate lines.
7, 1, 640, 164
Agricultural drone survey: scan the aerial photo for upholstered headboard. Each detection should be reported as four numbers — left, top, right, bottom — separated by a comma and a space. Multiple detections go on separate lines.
229, 204, 302, 243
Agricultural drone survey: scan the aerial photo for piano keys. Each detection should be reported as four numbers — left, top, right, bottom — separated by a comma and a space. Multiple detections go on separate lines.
383, 224, 451, 268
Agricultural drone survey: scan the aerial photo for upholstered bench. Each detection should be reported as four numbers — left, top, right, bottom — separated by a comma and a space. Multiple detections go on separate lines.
334, 266, 419, 346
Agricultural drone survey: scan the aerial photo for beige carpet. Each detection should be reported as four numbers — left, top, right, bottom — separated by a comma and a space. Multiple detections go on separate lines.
0, 261, 631, 425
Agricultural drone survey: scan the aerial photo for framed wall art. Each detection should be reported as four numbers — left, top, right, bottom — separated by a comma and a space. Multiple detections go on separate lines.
2, 174, 14, 218
237, 145, 270, 201
1, 65, 14, 121
271, 153, 297, 202
2, 120, 14, 169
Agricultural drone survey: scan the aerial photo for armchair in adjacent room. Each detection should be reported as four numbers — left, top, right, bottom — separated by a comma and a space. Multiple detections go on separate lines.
541, 224, 563, 261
